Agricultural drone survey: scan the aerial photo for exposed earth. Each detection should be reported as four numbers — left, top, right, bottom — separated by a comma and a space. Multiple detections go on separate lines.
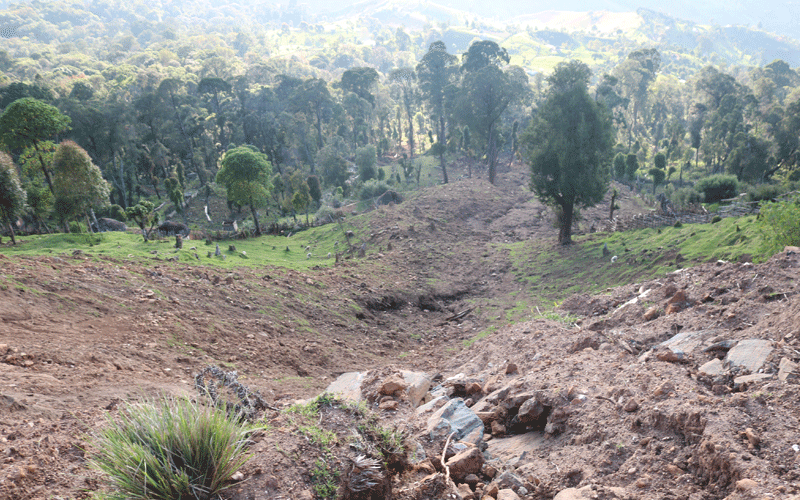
1, 160, 799, 500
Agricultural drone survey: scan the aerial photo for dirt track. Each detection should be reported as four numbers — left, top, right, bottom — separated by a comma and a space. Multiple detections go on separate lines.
1, 162, 798, 499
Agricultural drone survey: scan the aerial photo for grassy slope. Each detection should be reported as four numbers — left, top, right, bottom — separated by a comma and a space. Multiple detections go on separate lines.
505, 215, 766, 321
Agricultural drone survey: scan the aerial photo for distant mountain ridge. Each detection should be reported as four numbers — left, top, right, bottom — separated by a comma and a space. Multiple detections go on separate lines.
300, 0, 800, 42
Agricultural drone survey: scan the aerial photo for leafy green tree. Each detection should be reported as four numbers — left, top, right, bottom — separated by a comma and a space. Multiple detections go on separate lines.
758, 196, 800, 254
460, 40, 509, 73
0, 98, 71, 194
389, 67, 418, 160
625, 154, 639, 180
216, 146, 273, 236
291, 78, 335, 150
654, 152, 666, 171
459, 42, 529, 184
417, 41, 459, 182
52, 141, 110, 232
337, 67, 379, 106
355, 144, 377, 182
613, 153, 626, 179
521, 60, 613, 245
125, 200, 159, 241
306, 175, 322, 207
0, 152, 26, 244
315, 142, 350, 191
165, 176, 184, 215
648, 167, 666, 194
197, 77, 233, 151
614, 49, 660, 145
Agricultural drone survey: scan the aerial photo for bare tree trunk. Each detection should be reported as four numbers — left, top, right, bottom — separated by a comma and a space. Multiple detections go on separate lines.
5, 220, 16, 245
439, 117, 448, 184
250, 201, 261, 236
558, 202, 573, 245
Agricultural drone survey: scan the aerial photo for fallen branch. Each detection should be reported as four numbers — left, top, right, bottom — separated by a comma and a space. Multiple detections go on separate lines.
438, 307, 474, 326
441, 431, 456, 485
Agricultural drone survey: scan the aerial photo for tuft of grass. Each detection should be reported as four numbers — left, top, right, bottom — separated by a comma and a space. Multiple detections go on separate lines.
310, 458, 340, 499
90, 396, 253, 500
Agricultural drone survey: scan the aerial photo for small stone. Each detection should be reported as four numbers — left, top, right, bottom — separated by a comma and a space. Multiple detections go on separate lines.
491, 420, 506, 436
0, 344, 8, 355
466, 382, 483, 395
735, 478, 758, 491
481, 464, 498, 479
653, 381, 674, 397
379, 374, 408, 395
743, 428, 760, 449
643, 306, 661, 321
446, 447, 484, 482
635, 474, 651, 488
623, 399, 639, 412
656, 350, 685, 363
379, 400, 399, 411
778, 357, 799, 383
484, 483, 499, 497
496, 489, 521, 500
457, 483, 475, 500
699, 359, 725, 377
464, 473, 480, 486
505, 362, 518, 374
296, 490, 314, 500
667, 290, 687, 305
230, 471, 244, 481
665, 464, 683, 476
733, 373, 772, 390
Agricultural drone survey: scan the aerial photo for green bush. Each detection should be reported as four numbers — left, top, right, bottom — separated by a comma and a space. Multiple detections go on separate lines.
69, 220, 86, 233
711, 215, 722, 224
695, 174, 739, 203
671, 187, 702, 210
359, 179, 390, 201
91, 397, 253, 500
759, 196, 800, 254
747, 184, 782, 202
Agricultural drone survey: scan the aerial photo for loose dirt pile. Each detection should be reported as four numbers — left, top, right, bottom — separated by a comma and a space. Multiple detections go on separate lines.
1, 162, 798, 499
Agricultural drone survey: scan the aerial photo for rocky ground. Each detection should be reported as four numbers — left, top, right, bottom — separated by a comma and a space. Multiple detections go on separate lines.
1, 160, 798, 500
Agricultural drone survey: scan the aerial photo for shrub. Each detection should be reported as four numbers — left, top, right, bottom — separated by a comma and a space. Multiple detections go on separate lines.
711, 215, 722, 224
671, 187, 702, 210
747, 184, 782, 202
69, 220, 86, 233
359, 179, 390, 201
695, 174, 739, 203
759, 196, 800, 254
91, 396, 253, 500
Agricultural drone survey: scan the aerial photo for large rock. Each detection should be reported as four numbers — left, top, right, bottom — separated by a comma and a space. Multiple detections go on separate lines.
401, 370, 432, 407
516, 396, 545, 424
659, 329, 718, 354
325, 370, 431, 407
324, 371, 366, 402
778, 357, 798, 383
725, 339, 773, 373
426, 398, 484, 445
445, 447, 484, 482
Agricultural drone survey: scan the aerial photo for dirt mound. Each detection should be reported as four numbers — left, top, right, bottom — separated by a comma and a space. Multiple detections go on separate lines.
2, 162, 798, 499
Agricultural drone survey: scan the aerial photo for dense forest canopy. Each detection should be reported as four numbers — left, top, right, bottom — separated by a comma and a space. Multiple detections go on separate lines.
1, 0, 799, 235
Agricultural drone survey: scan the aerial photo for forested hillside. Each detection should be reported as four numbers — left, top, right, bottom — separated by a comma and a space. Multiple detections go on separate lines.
1, 0, 799, 237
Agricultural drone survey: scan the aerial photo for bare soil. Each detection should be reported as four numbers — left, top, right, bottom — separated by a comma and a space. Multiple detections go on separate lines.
1, 160, 798, 500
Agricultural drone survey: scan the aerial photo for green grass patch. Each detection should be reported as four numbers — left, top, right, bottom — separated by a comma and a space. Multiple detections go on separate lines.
0, 221, 367, 271
463, 325, 498, 347
90, 396, 254, 500
509, 215, 768, 305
